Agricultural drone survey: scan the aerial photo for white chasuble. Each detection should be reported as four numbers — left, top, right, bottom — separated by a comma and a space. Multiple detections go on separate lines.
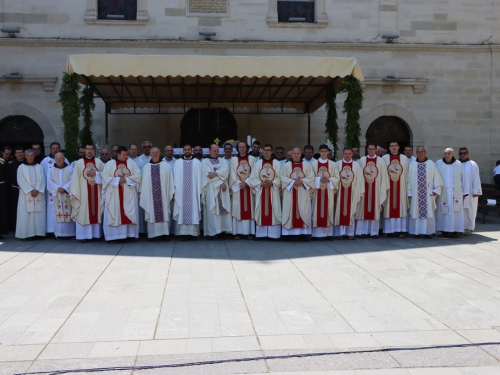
281, 161, 315, 230
16, 163, 46, 239
102, 159, 141, 227
312, 159, 339, 229
48, 165, 72, 223
229, 155, 256, 221
70, 157, 104, 226
334, 160, 364, 227
248, 159, 282, 226
408, 160, 443, 219
382, 154, 409, 218
355, 156, 389, 222
173, 158, 202, 225
435, 159, 465, 232
140, 161, 174, 238
201, 157, 232, 236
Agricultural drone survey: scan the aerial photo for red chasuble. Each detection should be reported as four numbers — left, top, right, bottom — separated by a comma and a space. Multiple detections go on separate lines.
315, 161, 330, 228
237, 156, 252, 220
83, 158, 99, 224
291, 162, 306, 229
363, 157, 378, 220
387, 155, 403, 218
339, 161, 355, 226
259, 160, 275, 226
114, 160, 132, 225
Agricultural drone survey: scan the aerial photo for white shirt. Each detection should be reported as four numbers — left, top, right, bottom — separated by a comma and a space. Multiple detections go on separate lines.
493, 165, 500, 176
303, 157, 316, 165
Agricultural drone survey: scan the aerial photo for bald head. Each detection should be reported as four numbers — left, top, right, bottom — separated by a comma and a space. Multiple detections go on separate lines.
292, 148, 302, 163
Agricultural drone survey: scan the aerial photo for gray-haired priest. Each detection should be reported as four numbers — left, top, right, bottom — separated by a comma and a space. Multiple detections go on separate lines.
201, 144, 232, 239
407, 147, 443, 238
435, 148, 467, 238
47, 152, 75, 239
140, 147, 174, 241
248, 143, 282, 240
102, 146, 142, 241
15, 149, 46, 239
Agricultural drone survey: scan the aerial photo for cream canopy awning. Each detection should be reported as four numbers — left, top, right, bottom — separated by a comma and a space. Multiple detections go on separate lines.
66, 54, 364, 114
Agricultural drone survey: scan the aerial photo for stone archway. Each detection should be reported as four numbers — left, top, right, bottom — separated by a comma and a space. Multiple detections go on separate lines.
180, 108, 237, 147
0, 103, 57, 152
359, 104, 423, 152
0, 115, 44, 150
365, 116, 411, 152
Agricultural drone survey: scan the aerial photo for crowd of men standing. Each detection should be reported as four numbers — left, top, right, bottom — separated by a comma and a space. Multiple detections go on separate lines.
0, 139, 483, 242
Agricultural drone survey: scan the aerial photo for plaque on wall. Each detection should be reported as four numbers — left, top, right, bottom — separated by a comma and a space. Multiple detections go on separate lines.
188, 0, 228, 14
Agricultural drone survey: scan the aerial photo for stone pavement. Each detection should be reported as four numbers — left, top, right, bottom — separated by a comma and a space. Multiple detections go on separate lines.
1, 218, 500, 375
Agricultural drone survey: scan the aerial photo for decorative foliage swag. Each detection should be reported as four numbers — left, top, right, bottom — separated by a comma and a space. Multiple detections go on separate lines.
58, 72, 95, 162
324, 76, 364, 161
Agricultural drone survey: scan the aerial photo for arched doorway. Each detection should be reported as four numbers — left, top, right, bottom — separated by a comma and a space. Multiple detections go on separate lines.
0, 115, 44, 150
180, 108, 237, 147
365, 116, 411, 154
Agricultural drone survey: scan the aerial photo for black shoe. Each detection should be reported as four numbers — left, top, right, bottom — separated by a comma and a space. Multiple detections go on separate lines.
80, 239, 89, 243
425, 235, 433, 239
412, 235, 420, 238
449, 232, 459, 238
372, 235, 379, 239
440, 232, 449, 238
147, 237, 156, 242
207, 236, 215, 240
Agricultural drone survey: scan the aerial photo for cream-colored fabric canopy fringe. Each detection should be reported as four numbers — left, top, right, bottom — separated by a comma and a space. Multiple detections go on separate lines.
66, 54, 364, 113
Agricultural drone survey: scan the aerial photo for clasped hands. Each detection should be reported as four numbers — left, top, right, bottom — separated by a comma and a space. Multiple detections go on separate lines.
30, 189, 39, 197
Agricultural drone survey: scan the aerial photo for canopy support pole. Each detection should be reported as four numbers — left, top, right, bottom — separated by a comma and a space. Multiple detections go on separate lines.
105, 102, 110, 145
306, 104, 311, 145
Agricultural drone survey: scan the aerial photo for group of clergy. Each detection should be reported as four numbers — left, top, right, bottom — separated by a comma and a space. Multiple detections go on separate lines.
5, 139, 481, 242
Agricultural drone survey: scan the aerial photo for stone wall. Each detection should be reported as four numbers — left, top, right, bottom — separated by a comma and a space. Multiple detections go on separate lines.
0, 0, 498, 181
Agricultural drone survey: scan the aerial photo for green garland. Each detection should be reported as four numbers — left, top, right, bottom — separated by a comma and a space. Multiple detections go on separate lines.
324, 86, 339, 161
58, 72, 81, 162
324, 76, 364, 156
340, 76, 364, 148
79, 85, 95, 147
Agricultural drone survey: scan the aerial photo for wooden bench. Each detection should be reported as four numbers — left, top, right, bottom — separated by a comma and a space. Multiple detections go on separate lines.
479, 184, 500, 223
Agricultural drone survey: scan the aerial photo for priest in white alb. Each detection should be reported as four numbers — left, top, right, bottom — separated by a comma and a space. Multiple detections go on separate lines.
201, 144, 232, 238
435, 148, 467, 238
281, 148, 315, 240
311, 144, 339, 239
458, 147, 482, 235
173, 144, 203, 239
335, 147, 364, 240
382, 141, 409, 237
248, 143, 282, 240
230, 141, 256, 239
16, 149, 46, 239
102, 146, 142, 241
355, 143, 389, 238
70, 143, 105, 242
40, 142, 69, 235
140, 147, 174, 240
47, 152, 75, 238
407, 147, 443, 238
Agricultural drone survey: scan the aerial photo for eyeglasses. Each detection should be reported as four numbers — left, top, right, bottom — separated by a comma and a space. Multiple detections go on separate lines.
101, 152, 109, 155
143, 146, 152, 148
263, 149, 272, 152
459, 152, 468, 155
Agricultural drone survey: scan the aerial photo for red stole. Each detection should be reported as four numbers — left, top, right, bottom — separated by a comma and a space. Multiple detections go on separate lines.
115, 160, 132, 225
339, 161, 354, 226
291, 162, 306, 229
388, 155, 403, 218
260, 160, 274, 226
83, 158, 99, 225
363, 157, 378, 220
315, 161, 330, 228
237, 156, 252, 220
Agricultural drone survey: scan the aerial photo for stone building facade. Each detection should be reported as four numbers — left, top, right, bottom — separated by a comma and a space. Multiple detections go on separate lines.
0, 0, 498, 181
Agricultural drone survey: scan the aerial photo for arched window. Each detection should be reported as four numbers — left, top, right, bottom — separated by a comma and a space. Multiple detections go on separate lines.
180, 108, 237, 148
365, 116, 412, 154
0, 115, 44, 149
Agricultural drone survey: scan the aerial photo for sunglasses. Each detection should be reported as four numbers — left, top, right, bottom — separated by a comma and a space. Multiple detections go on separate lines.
459, 152, 468, 155
143, 146, 152, 148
